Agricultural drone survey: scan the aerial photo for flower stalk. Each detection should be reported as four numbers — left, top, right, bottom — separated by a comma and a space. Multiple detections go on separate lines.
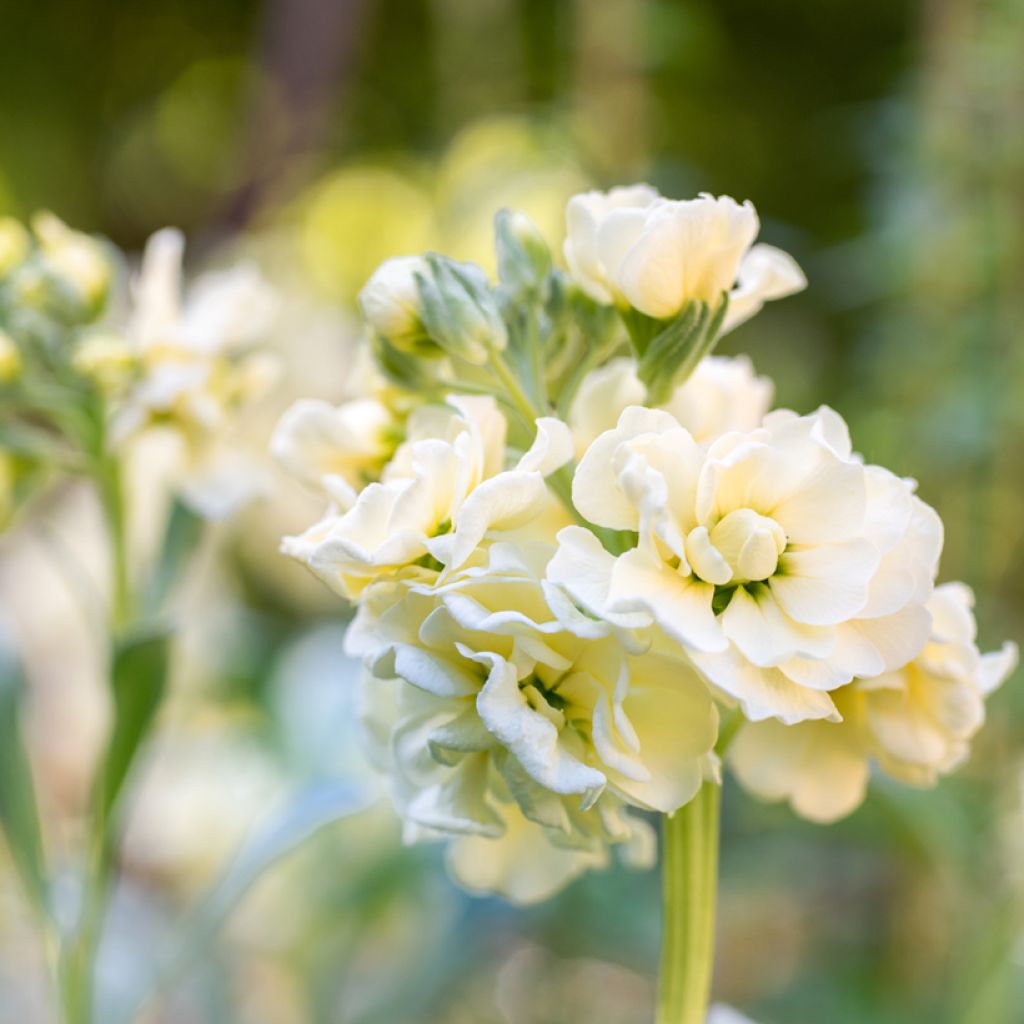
657, 783, 721, 1024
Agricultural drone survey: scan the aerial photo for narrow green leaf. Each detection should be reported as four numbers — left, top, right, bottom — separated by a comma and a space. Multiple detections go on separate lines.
0, 634, 49, 915
143, 499, 204, 616
95, 629, 170, 823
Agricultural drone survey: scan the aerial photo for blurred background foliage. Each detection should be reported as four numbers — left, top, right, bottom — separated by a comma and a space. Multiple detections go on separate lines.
1, 0, 1022, 1021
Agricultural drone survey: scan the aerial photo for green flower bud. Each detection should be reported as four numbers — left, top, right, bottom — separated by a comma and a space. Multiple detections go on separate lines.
415, 254, 507, 365
494, 209, 552, 296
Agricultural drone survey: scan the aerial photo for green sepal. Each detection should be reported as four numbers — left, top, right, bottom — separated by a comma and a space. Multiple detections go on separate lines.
371, 331, 442, 392
637, 294, 730, 406
415, 253, 507, 365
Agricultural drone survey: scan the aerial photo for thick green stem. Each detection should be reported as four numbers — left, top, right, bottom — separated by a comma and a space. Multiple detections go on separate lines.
657, 784, 721, 1024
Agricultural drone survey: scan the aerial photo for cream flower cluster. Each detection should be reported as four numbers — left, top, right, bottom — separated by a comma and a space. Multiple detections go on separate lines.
275, 183, 1015, 901
94, 229, 279, 518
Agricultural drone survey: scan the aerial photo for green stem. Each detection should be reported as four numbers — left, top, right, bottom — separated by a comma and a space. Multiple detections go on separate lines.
488, 346, 543, 429
98, 455, 131, 631
59, 452, 132, 1024
657, 784, 721, 1024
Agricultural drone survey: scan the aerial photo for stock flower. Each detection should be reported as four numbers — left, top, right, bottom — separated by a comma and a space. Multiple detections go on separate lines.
564, 185, 805, 324
563, 184, 660, 306
282, 396, 572, 599
721, 243, 806, 334
358, 255, 428, 346
104, 228, 278, 516
364, 663, 655, 903
568, 354, 774, 455
32, 211, 112, 308
550, 405, 942, 723
350, 541, 719, 817
350, 540, 714, 899
729, 583, 1018, 821
271, 396, 397, 510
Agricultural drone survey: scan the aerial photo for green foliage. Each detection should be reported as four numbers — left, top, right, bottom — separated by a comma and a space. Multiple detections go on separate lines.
0, 638, 49, 917
94, 628, 170, 826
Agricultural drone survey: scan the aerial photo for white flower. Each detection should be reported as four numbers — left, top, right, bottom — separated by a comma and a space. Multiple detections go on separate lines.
358, 255, 428, 343
445, 799, 612, 905
114, 229, 279, 439
563, 185, 661, 306
722, 243, 807, 334
350, 541, 716, 901
729, 583, 1018, 822
351, 542, 719, 817
569, 354, 774, 456
103, 228, 279, 517
283, 396, 573, 599
564, 185, 805, 323
359, 664, 657, 905
32, 211, 112, 307
271, 397, 396, 510
549, 405, 943, 724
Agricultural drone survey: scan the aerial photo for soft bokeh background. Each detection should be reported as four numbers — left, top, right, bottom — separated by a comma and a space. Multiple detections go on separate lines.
1, 1, 1022, 1021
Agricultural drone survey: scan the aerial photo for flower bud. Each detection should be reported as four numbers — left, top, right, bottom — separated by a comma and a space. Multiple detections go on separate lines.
358, 256, 429, 349
0, 217, 29, 277
494, 209, 551, 295
415, 254, 507, 365
0, 329, 21, 382
708, 508, 786, 583
32, 211, 112, 311
71, 332, 137, 393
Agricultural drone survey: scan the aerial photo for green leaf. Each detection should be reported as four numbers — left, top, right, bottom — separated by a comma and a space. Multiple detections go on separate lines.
143, 499, 204, 616
95, 629, 170, 825
0, 634, 49, 916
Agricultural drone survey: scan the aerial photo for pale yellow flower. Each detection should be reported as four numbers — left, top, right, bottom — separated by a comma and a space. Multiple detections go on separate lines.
105, 228, 279, 517
358, 255, 429, 345
569, 354, 774, 456
271, 396, 396, 511
550, 405, 942, 724
283, 396, 572, 599
32, 211, 111, 307
729, 583, 1017, 821
349, 541, 715, 901
564, 185, 804, 323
